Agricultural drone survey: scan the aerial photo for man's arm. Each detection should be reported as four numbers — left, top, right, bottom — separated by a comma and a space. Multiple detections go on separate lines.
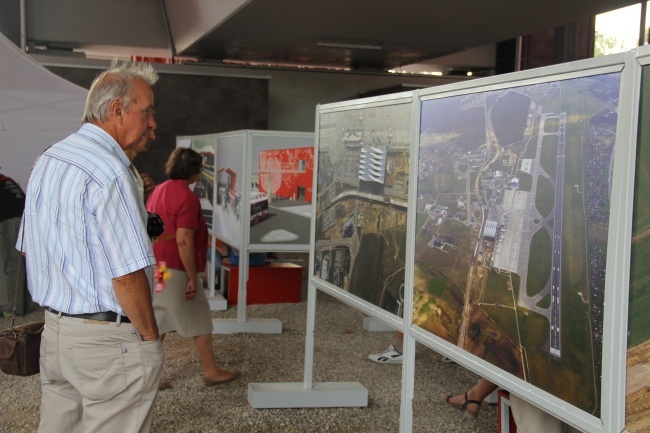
113, 269, 159, 341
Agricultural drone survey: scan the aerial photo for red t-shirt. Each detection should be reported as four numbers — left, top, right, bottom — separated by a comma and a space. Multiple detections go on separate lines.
146, 179, 207, 272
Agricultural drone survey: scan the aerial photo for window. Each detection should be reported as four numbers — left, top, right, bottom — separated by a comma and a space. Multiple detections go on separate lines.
595, 3, 644, 57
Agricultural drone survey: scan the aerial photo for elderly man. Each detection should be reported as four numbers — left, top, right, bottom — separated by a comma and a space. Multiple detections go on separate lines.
18, 62, 163, 433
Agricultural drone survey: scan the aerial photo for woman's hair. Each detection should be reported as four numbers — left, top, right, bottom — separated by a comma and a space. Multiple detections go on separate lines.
165, 147, 203, 180
81, 61, 158, 124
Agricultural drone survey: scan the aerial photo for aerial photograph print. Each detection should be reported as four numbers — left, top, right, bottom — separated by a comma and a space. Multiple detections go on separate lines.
413, 72, 621, 416
314, 102, 411, 317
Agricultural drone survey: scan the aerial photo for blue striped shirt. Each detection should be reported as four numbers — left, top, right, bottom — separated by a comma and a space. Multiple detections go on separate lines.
17, 124, 155, 315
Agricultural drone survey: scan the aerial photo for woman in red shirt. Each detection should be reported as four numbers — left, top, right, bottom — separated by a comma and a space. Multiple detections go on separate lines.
147, 147, 240, 389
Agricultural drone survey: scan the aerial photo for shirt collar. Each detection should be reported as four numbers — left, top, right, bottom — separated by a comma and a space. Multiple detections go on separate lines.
77, 124, 131, 168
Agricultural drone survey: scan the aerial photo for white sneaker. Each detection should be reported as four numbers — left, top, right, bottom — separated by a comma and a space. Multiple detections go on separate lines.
368, 344, 403, 364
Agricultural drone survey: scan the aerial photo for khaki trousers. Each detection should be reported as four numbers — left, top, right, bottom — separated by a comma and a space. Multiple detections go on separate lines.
39, 310, 164, 433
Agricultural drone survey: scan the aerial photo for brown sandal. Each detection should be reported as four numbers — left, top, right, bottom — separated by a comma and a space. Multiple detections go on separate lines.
443, 392, 481, 419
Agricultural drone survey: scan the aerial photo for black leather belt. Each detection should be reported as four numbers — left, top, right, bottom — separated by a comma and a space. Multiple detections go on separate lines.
47, 308, 130, 323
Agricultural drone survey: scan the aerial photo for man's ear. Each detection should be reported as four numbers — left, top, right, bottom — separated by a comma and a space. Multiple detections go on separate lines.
109, 100, 124, 123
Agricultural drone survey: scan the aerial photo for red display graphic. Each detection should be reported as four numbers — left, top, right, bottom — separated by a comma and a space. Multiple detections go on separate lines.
258, 147, 314, 203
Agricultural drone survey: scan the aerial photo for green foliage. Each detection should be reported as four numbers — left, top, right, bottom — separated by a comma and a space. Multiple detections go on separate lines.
427, 273, 448, 298
526, 228, 552, 297
594, 31, 626, 57
540, 135, 558, 180
535, 176, 555, 219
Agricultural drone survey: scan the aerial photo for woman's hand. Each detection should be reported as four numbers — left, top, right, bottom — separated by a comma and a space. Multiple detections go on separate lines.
183, 278, 197, 300
141, 172, 156, 202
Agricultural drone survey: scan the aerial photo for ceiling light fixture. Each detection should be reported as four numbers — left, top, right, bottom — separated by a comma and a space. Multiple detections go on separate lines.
387, 69, 443, 76
317, 42, 382, 50
222, 58, 353, 71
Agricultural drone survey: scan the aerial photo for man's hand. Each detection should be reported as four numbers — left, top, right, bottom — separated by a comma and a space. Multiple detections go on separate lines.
113, 269, 159, 341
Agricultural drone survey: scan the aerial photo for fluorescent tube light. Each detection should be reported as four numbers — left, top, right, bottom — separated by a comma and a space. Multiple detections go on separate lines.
317, 42, 382, 50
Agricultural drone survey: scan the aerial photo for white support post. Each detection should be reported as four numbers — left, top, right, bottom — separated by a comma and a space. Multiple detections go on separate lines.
398, 333, 416, 433
206, 233, 227, 311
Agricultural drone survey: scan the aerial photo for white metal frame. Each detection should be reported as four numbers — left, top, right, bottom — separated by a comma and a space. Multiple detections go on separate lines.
249, 93, 415, 408
407, 52, 636, 433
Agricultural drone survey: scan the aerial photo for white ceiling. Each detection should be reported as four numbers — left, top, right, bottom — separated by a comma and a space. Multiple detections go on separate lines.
17, 0, 642, 74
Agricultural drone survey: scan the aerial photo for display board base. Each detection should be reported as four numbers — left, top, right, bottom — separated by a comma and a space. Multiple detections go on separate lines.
362, 316, 395, 332
205, 291, 227, 311
211, 318, 282, 334
248, 382, 368, 408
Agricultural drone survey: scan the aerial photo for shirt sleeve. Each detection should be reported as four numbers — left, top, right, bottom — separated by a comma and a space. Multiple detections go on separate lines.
175, 192, 201, 231
94, 172, 154, 278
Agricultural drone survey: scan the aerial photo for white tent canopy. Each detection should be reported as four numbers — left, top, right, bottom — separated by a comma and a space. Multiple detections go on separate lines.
0, 31, 86, 190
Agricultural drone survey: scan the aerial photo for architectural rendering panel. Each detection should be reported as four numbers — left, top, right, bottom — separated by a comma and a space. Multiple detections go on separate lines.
314, 103, 410, 316
214, 136, 244, 246
189, 136, 216, 229
250, 146, 314, 245
625, 65, 650, 433
413, 73, 621, 416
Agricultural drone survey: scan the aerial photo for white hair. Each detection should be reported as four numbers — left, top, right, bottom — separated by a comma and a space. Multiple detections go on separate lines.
81, 60, 159, 124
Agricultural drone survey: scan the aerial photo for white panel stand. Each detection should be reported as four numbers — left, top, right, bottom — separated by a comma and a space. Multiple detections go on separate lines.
212, 253, 283, 334
248, 281, 368, 408
248, 382, 367, 408
205, 291, 228, 311
499, 395, 512, 433
206, 236, 227, 311
363, 316, 395, 332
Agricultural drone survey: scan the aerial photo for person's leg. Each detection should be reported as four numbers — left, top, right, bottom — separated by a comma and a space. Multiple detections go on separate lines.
368, 331, 404, 364
38, 312, 83, 433
392, 331, 404, 352
193, 333, 240, 385
443, 378, 498, 417
58, 317, 164, 433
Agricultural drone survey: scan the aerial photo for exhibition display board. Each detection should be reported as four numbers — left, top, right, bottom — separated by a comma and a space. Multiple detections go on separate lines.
411, 57, 630, 432
247, 131, 315, 251
177, 134, 218, 229
313, 96, 412, 318
210, 130, 314, 252
304, 51, 642, 433
180, 130, 315, 333
176, 134, 226, 310
625, 45, 650, 433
